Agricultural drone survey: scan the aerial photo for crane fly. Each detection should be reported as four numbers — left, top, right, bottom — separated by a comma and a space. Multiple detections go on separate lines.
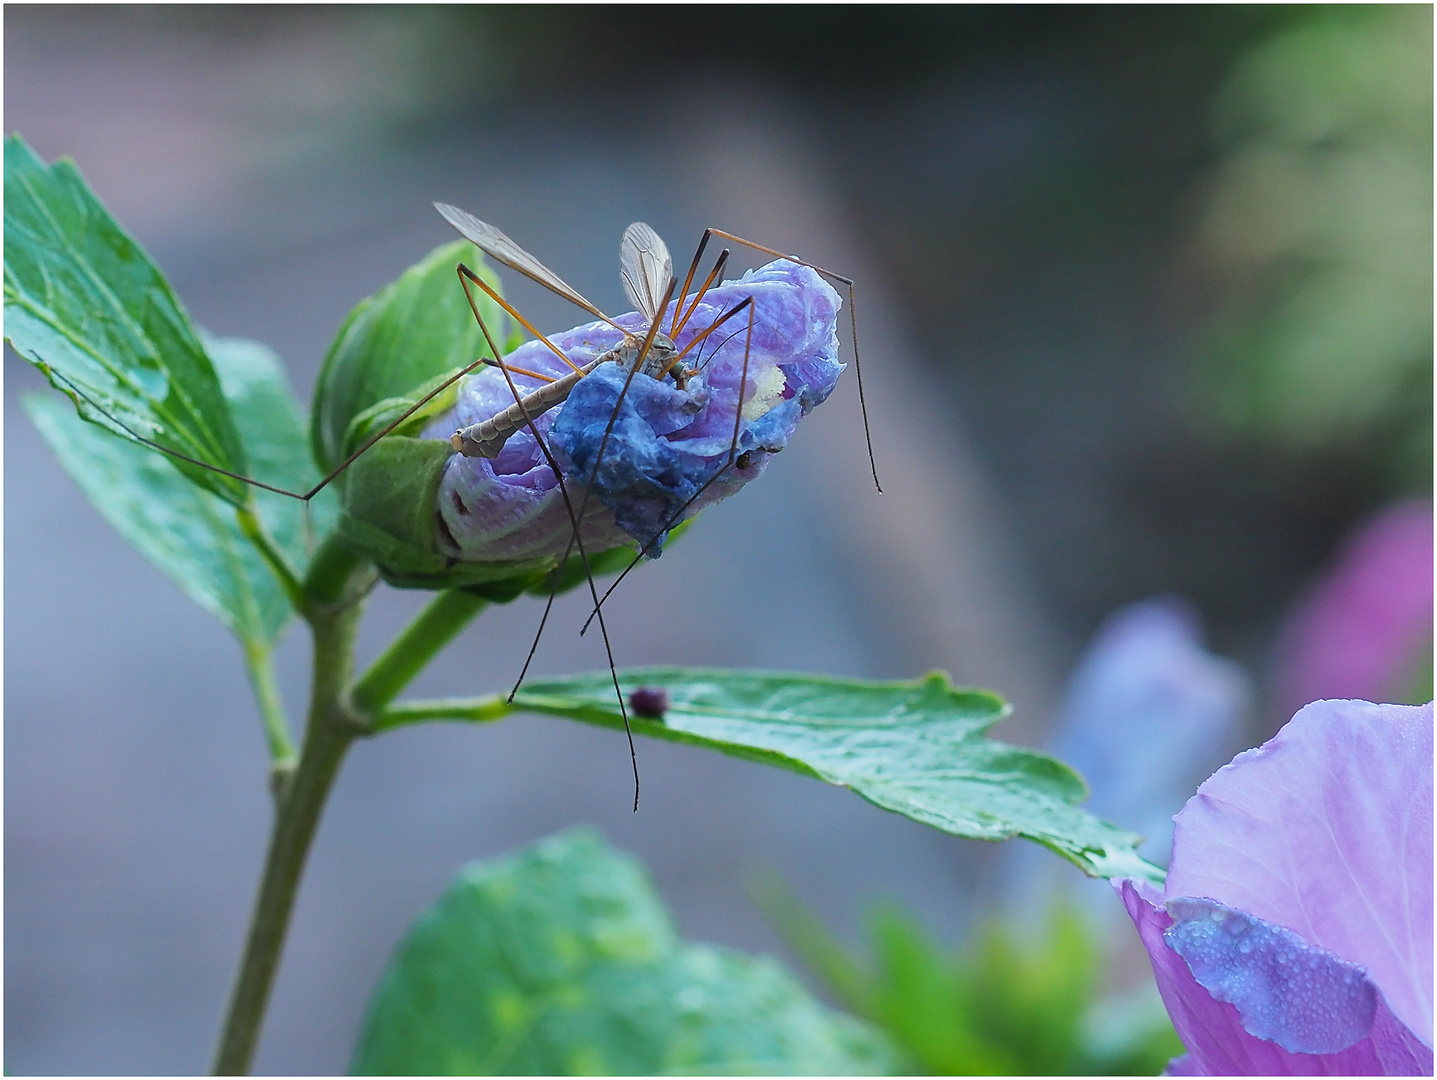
49, 201, 878, 810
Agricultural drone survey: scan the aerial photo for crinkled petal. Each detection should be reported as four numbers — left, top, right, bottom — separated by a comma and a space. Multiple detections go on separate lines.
1117, 880, 1432, 1075
428, 260, 842, 563
549, 261, 842, 555
1167, 700, 1433, 1046
1163, 1052, 1201, 1074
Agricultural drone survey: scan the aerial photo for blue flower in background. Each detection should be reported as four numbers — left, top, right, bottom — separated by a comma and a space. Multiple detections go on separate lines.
1006, 597, 1250, 933
1117, 699, 1433, 1075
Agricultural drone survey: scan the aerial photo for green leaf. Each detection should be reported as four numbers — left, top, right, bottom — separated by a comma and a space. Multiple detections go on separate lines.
499, 669, 1161, 882
352, 829, 897, 1076
311, 239, 508, 472
4, 133, 250, 505
23, 336, 332, 646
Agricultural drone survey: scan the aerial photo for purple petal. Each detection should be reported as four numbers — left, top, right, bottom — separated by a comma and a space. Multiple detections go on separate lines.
1118, 880, 1433, 1075
1274, 500, 1433, 720
1167, 700, 1433, 1046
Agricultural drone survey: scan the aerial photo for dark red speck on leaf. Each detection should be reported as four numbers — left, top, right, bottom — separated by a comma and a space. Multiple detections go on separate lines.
629, 686, 669, 720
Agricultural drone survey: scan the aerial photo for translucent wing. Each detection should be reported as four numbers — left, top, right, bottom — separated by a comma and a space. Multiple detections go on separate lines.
620, 222, 674, 323
435, 202, 609, 321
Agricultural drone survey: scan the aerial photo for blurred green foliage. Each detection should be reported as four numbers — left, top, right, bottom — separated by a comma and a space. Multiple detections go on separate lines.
755, 878, 1183, 1075
353, 831, 896, 1075
1196, 6, 1432, 493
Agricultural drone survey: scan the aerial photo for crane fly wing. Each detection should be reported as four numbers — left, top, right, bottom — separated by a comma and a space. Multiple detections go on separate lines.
620, 222, 674, 323
435, 203, 608, 321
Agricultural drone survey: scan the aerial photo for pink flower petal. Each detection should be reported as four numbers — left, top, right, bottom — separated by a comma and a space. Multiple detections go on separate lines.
1274, 501, 1433, 719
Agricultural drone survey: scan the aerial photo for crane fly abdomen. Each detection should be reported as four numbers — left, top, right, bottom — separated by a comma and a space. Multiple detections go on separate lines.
450, 333, 686, 460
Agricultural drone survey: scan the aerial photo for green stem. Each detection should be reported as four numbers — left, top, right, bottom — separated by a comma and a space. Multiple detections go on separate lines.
212, 598, 365, 1075
351, 589, 488, 716
241, 641, 296, 786
302, 531, 371, 609
236, 505, 306, 612
373, 693, 513, 733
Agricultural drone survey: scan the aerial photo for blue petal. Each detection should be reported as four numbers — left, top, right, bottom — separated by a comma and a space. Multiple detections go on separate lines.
550, 365, 713, 556
1165, 897, 1379, 1055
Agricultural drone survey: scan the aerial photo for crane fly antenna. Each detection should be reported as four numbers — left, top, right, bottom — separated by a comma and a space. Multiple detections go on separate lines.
581, 300, 756, 636
659, 294, 753, 379
461, 277, 643, 811
458, 264, 585, 375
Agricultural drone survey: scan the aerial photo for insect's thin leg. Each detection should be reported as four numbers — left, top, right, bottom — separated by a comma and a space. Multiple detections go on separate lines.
697, 229, 880, 494
582, 301, 755, 635
458, 264, 584, 375
44, 370, 312, 500
672, 249, 732, 341
670, 230, 711, 337
477, 358, 556, 384
463, 284, 643, 812
511, 277, 678, 699
301, 355, 487, 500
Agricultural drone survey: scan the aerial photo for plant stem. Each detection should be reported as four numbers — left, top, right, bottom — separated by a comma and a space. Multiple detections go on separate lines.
373, 692, 513, 733
240, 641, 296, 793
212, 596, 365, 1075
303, 531, 372, 608
236, 504, 306, 612
351, 589, 488, 715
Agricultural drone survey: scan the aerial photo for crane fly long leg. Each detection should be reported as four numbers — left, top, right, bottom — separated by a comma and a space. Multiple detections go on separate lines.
47, 357, 489, 503
461, 279, 643, 811
477, 358, 557, 385
509, 277, 677, 702
671, 249, 732, 341
581, 300, 756, 636
696, 228, 880, 494
670, 230, 711, 337
458, 264, 585, 375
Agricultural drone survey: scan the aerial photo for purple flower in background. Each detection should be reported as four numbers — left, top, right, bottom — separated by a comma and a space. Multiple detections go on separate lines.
428, 261, 843, 563
1273, 500, 1433, 722
1117, 699, 1433, 1075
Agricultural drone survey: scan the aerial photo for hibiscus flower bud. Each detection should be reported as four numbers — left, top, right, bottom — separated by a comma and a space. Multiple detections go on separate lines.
328, 250, 843, 594
430, 260, 844, 564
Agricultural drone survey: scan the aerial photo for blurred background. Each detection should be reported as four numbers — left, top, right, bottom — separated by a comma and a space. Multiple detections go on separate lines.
6, 6, 1431, 1073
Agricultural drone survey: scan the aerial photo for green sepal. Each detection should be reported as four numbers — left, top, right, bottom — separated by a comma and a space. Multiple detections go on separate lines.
310, 239, 506, 472
332, 434, 580, 595
340, 366, 466, 461
336, 435, 454, 577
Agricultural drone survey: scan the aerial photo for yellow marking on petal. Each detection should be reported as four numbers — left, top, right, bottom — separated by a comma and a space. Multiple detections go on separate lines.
741, 366, 787, 421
